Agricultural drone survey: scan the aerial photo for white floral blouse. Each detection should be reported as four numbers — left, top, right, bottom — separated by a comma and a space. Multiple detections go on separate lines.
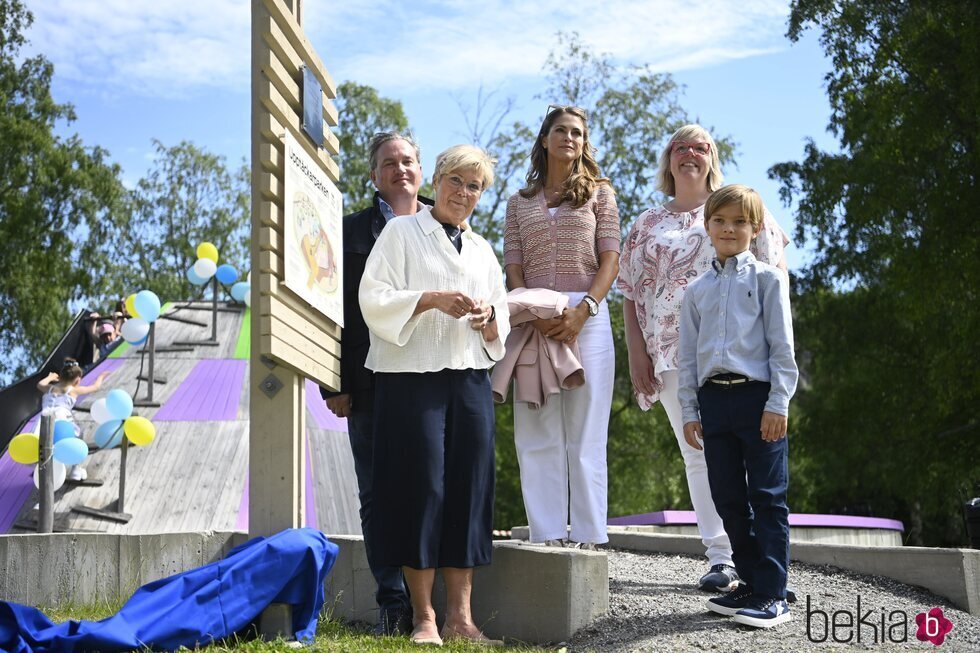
617, 203, 790, 410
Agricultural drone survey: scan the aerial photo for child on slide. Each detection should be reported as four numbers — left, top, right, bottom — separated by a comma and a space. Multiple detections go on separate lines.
36, 358, 109, 481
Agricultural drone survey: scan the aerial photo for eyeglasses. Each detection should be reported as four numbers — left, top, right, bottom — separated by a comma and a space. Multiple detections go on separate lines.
444, 174, 483, 197
671, 141, 711, 156
546, 104, 588, 120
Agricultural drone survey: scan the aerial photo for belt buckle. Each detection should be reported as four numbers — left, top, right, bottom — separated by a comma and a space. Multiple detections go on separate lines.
710, 375, 747, 388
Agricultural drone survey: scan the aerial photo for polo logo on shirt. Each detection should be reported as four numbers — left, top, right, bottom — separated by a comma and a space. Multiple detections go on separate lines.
748, 291, 752, 297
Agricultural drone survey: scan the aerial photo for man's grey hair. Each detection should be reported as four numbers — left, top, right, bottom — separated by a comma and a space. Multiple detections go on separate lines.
368, 131, 421, 171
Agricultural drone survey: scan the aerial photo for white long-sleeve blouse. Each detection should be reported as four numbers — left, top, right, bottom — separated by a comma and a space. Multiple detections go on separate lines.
359, 205, 510, 373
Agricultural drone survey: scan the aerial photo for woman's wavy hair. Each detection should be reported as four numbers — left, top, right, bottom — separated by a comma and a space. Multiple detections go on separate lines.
519, 105, 610, 208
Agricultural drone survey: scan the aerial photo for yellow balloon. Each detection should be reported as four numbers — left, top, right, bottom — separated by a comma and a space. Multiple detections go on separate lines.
10, 433, 40, 464
125, 293, 140, 318
124, 416, 156, 446
197, 242, 219, 263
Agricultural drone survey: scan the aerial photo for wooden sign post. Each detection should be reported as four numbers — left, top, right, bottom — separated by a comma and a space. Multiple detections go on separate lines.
249, 0, 342, 538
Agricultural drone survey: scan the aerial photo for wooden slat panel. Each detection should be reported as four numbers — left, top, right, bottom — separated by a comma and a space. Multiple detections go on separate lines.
259, 141, 282, 174
258, 14, 338, 127
261, 310, 341, 359
258, 111, 285, 144
261, 0, 337, 98
259, 250, 282, 277
259, 225, 283, 254
262, 332, 340, 390
259, 286, 342, 341
259, 200, 283, 229
258, 78, 341, 169
259, 171, 282, 202
263, 316, 340, 371
258, 47, 304, 118
257, 45, 340, 140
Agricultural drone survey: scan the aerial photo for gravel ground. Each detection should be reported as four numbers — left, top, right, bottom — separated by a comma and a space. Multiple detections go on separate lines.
567, 548, 980, 652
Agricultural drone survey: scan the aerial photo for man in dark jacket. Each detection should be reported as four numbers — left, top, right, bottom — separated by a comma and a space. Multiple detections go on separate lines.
321, 131, 431, 635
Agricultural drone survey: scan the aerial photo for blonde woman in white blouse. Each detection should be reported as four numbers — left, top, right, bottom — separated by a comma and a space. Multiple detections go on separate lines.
618, 124, 789, 593
359, 144, 509, 647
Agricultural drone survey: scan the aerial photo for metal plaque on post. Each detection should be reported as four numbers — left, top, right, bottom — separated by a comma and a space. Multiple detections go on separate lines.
301, 65, 324, 148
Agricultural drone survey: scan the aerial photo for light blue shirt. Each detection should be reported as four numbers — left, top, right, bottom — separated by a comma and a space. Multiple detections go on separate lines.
678, 250, 798, 424
378, 196, 397, 222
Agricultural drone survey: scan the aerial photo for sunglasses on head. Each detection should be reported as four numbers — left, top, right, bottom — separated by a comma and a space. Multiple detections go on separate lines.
545, 104, 588, 120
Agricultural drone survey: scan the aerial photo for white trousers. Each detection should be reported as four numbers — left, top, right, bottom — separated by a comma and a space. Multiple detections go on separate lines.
514, 293, 614, 544
659, 369, 734, 566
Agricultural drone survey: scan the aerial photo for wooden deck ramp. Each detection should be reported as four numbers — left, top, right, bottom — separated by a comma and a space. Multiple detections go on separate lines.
1, 301, 360, 535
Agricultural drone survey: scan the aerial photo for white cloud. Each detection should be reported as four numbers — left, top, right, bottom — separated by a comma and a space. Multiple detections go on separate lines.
26, 0, 790, 97
27, 0, 249, 97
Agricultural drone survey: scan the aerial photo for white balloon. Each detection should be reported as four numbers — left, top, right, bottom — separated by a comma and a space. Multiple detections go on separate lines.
193, 257, 217, 279
246, 270, 251, 284
120, 317, 150, 344
90, 398, 113, 424
243, 286, 251, 307
34, 460, 66, 491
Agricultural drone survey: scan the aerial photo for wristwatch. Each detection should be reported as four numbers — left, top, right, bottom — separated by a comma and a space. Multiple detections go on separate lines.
582, 295, 599, 317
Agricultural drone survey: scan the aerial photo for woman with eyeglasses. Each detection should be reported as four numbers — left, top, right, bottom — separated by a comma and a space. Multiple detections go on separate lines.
503, 105, 620, 549
360, 144, 510, 646
618, 124, 789, 592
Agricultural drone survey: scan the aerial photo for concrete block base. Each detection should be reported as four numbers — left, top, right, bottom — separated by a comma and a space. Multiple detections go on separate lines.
0, 531, 610, 643
258, 603, 295, 641
0, 531, 241, 607
325, 536, 608, 643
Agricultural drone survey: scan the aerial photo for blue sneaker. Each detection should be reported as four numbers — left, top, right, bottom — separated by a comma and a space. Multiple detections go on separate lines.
733, 596, 792, 628
706, 583, 754, 616
698, 563, 740, 592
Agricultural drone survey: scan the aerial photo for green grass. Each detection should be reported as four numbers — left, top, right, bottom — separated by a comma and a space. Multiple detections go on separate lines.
40, 604, 551, 652
234, 307, 251, 359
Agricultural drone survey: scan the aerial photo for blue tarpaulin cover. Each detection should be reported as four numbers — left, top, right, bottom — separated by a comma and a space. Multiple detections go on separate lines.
0, 527, 339, 652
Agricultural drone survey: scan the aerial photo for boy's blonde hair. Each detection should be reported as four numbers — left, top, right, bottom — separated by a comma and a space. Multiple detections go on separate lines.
704, 184, 765, 231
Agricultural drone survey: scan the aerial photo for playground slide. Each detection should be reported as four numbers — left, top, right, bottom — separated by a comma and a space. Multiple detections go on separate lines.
0, 310, 98, 452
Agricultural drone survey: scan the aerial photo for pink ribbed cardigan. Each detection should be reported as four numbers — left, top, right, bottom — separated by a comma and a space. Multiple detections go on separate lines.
503, 183, 620, 292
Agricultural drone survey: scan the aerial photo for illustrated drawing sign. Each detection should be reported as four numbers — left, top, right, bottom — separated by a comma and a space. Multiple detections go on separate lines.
282, 131, 344, 327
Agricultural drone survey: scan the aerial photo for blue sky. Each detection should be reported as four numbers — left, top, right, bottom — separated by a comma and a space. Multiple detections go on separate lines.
26, 0, 840, 271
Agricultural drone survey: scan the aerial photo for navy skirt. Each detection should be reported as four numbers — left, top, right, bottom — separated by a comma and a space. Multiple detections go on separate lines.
370, 369, 496, 569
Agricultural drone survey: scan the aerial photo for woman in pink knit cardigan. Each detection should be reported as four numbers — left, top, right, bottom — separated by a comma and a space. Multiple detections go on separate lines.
503, 105, 620, 548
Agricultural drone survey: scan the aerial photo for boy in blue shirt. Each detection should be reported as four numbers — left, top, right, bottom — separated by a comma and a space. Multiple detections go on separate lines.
678, 184, 799, 628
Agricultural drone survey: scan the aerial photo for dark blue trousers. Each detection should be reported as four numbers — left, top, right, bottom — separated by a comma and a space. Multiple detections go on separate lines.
699, 381, 789, 600
346, 407, 410, 616
371, 369, 496, 569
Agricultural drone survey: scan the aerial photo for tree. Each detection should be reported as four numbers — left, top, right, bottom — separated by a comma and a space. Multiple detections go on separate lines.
770, 0, 980, 545
332, 81, 411, 213
0, 0, 125, 385
108, 140, 251, 305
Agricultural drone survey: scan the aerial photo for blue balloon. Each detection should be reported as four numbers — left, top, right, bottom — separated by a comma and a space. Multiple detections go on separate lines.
93, 420, 124, 448
54, 437, 88, 465
106, 389, 134, 420
134, 290, 162, 322
186, 266, 208, 286
215, 264, 238, 286
52, 419, 77, 443
230, 282, 249, 302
